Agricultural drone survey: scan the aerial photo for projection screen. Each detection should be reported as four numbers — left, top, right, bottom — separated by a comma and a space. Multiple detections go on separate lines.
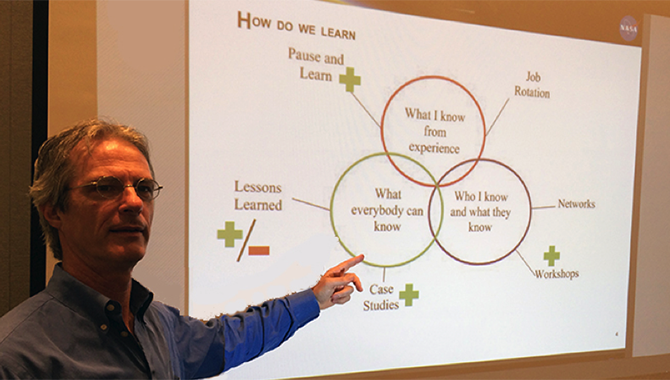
64, 0, 670, 378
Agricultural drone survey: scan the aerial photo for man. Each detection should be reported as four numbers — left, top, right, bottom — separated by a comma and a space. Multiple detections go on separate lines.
0, 119, 363, 379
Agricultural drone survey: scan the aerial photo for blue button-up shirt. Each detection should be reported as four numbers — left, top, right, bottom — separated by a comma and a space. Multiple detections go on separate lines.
0, 265, 320, 379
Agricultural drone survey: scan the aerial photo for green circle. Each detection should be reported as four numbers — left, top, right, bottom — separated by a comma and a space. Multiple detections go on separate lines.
330, 152, 444, 268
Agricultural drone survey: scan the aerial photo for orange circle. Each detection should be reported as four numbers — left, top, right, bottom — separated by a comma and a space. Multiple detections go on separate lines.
380, 75, 486, 187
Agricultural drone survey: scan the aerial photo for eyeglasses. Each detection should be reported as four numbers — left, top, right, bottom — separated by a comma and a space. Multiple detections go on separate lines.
70, 176, 163, 201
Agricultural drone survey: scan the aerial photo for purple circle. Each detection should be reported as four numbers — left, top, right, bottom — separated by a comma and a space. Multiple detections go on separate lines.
427, 158, 532, 266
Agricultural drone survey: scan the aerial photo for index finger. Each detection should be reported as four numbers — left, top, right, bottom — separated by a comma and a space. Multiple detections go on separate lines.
328, 254, 365, 276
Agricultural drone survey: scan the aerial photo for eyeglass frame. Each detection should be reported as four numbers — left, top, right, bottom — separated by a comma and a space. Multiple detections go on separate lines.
68, 176, 163, 201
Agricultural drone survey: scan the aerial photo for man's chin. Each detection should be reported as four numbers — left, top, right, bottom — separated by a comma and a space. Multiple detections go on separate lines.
108, 245, 147, 267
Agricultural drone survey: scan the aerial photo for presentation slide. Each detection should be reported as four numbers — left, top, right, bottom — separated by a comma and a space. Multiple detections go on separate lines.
189, 1, 641, 378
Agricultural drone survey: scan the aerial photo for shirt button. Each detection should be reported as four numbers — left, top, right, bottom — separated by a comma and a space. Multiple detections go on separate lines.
100, 324, 108, 331
120, 331, 129, 338
106, 304, 115, 311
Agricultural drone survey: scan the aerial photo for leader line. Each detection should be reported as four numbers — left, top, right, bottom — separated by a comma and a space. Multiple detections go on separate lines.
292, 197, 330, 212
350, 92, 381, 129
516, 249, 536, 276
486, 98, 509, 137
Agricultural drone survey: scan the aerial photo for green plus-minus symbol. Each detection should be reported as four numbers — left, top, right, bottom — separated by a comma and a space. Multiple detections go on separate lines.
399, 283, 419, 307
217, 221, 243, 248
544, 245, 560, 267
339, 67, 361, 93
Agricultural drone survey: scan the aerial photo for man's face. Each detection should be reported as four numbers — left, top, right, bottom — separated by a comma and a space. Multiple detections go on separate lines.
51, 138, 155, 272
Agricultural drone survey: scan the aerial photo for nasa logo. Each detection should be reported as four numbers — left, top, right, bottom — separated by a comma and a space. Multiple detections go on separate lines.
620, 15, 638, 41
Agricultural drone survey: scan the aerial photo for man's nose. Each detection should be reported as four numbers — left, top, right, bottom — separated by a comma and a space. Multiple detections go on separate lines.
119, 186, 144, 213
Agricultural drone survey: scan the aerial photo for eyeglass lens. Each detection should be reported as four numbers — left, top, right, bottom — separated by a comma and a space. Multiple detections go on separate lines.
96, 177, 161, 201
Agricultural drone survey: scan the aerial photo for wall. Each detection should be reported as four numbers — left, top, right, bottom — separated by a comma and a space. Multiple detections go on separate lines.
44, 0, 98, 280
0, 0, 32, 316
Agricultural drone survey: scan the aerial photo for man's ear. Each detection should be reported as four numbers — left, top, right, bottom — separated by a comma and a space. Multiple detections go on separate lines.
41, 203, 62, 230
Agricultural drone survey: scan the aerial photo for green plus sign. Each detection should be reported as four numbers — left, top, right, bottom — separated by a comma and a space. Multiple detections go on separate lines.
339, 67, 361, 93
399, 283, 419, 307
544, 245, 560, 266
217, 221, 243, 248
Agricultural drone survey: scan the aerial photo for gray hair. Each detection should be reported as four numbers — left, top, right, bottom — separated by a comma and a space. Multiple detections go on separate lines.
29, 118, 154, 260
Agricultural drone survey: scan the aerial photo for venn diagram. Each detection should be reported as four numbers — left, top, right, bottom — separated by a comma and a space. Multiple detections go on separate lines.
330, 76, 532, 267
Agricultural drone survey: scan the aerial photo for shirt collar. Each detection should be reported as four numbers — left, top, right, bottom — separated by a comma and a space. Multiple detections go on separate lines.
46, 264, 154, 324
130, 278, 153, 322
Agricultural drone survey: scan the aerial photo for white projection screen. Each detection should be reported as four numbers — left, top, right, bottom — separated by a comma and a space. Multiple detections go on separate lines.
57, 0, 670, 378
